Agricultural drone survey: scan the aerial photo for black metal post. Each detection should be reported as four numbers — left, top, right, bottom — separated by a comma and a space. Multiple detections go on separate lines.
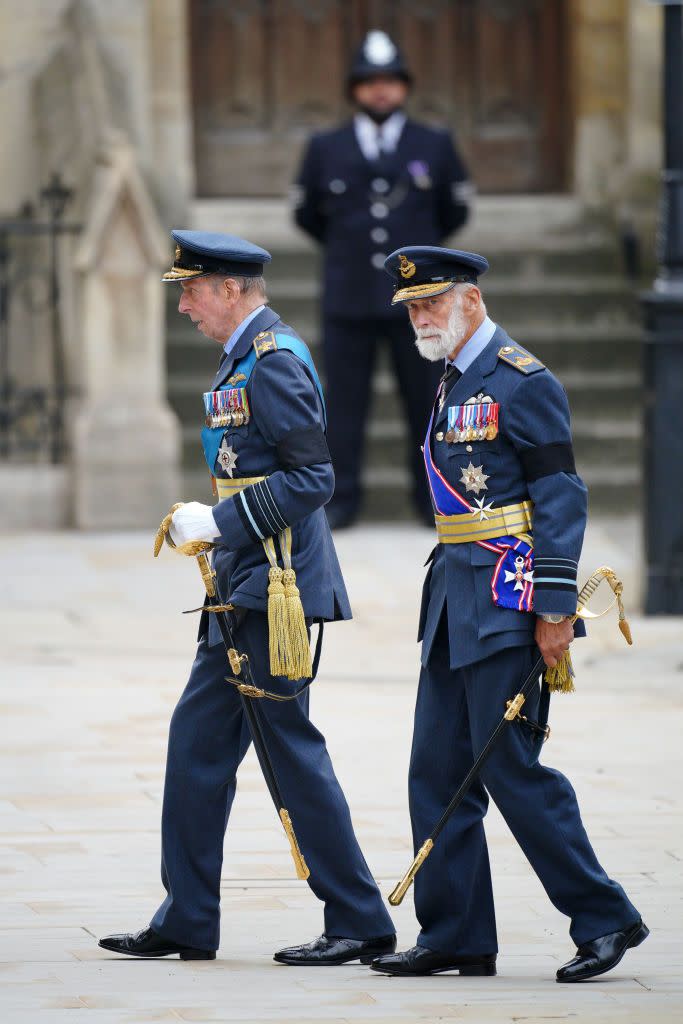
642, 2, 683, 614
0, 230, 10, 458
41, 173, 73, 464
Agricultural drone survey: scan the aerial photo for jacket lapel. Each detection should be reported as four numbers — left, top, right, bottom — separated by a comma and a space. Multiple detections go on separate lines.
434, 326, 505, 430
210, 307, 280, 390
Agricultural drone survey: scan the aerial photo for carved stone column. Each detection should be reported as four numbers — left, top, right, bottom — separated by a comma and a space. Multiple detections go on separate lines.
71, 145, 181, 528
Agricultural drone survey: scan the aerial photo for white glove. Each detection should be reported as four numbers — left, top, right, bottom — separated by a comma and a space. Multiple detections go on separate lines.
169, 502, 221, 547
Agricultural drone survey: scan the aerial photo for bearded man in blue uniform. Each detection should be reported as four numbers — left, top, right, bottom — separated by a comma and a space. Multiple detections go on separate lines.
293, 31, 472, 528
371, 246, 648, 983
98, 231, 395, 964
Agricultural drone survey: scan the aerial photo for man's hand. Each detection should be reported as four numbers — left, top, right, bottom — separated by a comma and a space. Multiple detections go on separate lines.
170, 502, 221, 547
534, 617, 574, 668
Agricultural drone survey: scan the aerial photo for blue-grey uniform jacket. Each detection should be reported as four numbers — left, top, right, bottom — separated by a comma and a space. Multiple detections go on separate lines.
420, 325, 588, 670
200, 306, 352, 646
293, 119, 470, 319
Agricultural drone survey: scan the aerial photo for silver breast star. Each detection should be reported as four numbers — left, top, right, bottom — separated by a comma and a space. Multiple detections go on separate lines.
218, 438, 238, 477
459, 461, 490, 495
471, 496, 495, 521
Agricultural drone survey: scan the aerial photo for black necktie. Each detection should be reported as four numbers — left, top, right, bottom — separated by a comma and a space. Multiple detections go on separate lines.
437, 364, 461, 412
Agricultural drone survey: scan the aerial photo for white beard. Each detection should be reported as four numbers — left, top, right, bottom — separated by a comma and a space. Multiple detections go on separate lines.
413, 298, 470, 362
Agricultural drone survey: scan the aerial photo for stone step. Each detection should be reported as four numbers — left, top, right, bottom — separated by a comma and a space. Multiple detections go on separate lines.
179, 463, 640, 521
168, 359, 640, 429
166, 322, 642, 381
250, 242, 623, 283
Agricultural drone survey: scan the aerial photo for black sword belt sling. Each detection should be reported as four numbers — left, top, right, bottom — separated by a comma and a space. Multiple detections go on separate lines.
154, 506, 310, 882
388, 565, 633, 907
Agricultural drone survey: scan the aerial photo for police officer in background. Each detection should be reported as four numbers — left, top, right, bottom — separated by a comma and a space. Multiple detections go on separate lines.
292, 31, 472, 528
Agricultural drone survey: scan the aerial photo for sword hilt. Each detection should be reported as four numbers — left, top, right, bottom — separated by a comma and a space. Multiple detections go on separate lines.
388, 839, 434, 906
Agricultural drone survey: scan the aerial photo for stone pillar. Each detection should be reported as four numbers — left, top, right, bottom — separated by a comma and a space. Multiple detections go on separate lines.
147, 0, 196, 223
570, 0, 629, 204
71, 145, 181, 528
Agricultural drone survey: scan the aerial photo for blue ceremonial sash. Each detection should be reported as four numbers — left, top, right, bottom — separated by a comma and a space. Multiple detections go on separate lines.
423, 404, 534, 612
201, 335, 326, 476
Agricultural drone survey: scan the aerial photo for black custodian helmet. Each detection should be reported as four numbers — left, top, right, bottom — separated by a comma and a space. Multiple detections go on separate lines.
347, 31, 413, 93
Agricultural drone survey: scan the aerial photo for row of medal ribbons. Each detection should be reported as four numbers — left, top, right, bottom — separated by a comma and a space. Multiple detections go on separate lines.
203, 388, 251, 429
445, 402, 499, 443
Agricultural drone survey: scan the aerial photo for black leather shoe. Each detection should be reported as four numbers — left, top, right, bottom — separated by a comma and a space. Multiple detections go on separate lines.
371, 945, 497, 977
98, 926, 215, 960
274, 933, 396, 966
556, 919, 649, 983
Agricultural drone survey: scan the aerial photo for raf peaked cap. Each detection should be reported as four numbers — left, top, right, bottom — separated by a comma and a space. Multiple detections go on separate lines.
347, 30, 413, 90
384, 246, 489, 304
162, 230, 272, 282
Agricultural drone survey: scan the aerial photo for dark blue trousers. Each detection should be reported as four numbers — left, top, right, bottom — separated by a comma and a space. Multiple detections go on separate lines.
409, 614, 640, 956
323, 315, 442, 522
152, 612, 394, 952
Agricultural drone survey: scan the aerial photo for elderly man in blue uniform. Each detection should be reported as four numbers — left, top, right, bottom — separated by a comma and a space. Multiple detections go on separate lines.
98, 231, 395, 964
371, 247, 648, 983
293, 31, 472, 528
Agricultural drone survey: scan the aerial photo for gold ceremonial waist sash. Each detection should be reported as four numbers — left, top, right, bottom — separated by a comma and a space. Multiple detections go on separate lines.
216, 475, 265, 500
436, 499, 533, 544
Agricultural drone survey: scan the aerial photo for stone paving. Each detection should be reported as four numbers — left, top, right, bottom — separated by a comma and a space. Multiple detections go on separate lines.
0, 518, 681, 1023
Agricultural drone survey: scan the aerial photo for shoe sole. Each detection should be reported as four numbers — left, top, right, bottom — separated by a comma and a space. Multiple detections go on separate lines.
98, 942, 215, 961
556, 923, 649, 983
371, 962, 497, 977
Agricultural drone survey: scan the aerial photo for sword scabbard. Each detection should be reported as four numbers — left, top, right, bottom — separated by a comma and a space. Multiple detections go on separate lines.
388, 838, 434, 906
280, 808, 310, 880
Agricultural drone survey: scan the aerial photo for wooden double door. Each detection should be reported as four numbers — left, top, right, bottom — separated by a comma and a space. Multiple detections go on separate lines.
190, 0, 568, 196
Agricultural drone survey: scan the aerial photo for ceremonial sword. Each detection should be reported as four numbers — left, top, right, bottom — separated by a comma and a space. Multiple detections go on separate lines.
388, 565, 632, 907
154, 506, 309, 882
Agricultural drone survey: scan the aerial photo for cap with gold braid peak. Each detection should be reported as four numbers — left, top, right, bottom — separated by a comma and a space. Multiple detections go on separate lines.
384, 246, 489, 304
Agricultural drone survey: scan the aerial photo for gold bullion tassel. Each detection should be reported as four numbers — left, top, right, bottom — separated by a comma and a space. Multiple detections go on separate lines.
267, 565, 289, 676
545, 649, 575, 694
282, 567, 313, 680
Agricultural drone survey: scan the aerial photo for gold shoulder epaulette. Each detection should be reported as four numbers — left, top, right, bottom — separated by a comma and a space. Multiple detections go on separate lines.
253, 331, 278, 358
497, 344, 545, 374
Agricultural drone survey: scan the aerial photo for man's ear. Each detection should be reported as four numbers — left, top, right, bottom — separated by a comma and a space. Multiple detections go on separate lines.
222, 277, 241, 304
464, 286, 481, 314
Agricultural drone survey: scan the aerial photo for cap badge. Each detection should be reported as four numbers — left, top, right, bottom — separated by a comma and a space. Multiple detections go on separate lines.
364, 30, 396, 65
399, 254, 416, 279
174, 244, 182, 262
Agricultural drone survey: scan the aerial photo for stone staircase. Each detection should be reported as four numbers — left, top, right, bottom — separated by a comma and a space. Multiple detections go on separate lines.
166, 203, 642, 518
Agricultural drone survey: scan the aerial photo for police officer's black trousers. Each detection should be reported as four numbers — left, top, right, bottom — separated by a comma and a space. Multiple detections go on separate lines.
409, 614, 640, 956
322, 315, 442, 523
151, 611, 394, 952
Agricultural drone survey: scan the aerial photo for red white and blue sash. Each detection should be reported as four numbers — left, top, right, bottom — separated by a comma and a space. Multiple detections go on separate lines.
424, 404, 534, 612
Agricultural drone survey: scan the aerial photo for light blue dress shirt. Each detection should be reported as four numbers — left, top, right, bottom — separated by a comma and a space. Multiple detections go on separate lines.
449, 315, 497, 374
223, 304, 266, 358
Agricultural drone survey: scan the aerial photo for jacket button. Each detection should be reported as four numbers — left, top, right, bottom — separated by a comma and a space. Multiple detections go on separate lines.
436, 432, 444, 441
370, 202, 389, 218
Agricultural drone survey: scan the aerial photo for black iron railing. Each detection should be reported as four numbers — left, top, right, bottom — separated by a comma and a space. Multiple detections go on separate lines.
0, 173, 81, 463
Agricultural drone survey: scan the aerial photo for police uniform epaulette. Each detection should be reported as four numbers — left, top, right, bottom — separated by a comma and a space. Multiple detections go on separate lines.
253, 331, 278, 358
497, 344, 545, 375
